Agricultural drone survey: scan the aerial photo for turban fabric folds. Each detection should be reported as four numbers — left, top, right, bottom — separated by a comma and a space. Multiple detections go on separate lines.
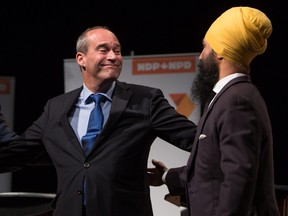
204, 6, 272, 66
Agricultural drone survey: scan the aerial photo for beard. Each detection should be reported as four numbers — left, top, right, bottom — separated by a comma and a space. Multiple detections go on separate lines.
191, 51, 219, 113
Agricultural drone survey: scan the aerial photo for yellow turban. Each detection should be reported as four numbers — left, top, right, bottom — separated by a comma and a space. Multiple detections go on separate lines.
204, 6, 272, 66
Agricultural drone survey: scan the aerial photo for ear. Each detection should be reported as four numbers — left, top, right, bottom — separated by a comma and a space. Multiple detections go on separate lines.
76, 52, 86, 67
216, 54, 224, 60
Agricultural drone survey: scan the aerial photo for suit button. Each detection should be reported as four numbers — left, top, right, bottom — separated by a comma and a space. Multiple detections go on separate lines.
84, 163, 90, 168
77, 189, 83, 195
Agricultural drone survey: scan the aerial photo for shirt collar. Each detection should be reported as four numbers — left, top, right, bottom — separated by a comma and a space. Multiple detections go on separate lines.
213, 73, 247, 94
82, 81, 115, 102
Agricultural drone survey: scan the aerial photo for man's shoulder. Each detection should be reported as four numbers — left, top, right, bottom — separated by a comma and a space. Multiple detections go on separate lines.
49, 86, 82, 102
116, 80, 158, 91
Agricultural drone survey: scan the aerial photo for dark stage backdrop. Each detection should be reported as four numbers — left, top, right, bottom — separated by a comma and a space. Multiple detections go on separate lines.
0, 0, 286, 202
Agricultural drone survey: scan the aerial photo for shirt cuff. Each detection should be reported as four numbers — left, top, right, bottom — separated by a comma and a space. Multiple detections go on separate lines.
162, 169, 169, 183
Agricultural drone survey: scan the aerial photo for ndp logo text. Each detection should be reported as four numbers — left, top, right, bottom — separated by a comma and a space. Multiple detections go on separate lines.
132, 55, 197, 75
138, 61, 192, 71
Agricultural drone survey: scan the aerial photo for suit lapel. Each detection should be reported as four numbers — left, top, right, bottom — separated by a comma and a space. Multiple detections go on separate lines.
58, 84, 132, 156
61, 87, 85, 153
186, 76, 251, 178
92, 81, 132, 148
186, 107, 210, 178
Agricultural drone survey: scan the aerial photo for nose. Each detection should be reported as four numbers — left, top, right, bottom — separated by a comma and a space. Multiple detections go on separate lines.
199, 51, 204, 60
107, 50, 116, 59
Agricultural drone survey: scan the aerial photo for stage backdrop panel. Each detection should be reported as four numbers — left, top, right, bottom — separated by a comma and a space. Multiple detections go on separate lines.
64, 53, 199, 216
0, 76, 15, 192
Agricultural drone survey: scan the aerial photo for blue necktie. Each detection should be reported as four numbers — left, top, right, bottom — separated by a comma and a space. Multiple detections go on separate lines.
82, 93, 105, 155
82, 93, 105, 207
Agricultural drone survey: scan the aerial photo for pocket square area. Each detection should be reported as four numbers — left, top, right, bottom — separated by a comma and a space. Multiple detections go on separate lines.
199, 134, 207, 140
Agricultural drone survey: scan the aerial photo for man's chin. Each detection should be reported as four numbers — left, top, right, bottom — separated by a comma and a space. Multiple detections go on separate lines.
102, 69, 119, 77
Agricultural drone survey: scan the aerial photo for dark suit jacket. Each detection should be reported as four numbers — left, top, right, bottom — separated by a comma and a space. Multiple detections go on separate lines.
0, 105, 19, 143
166, 76, 280, 216
0, 81, 197, 216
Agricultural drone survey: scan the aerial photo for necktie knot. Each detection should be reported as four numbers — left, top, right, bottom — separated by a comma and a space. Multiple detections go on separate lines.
86, 93, 105, 105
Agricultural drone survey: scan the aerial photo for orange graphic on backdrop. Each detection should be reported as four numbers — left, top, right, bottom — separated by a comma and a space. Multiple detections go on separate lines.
170, 93, 195, 118
0, 79, 11, 94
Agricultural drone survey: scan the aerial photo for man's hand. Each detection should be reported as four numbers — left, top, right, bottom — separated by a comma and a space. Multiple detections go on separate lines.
147, 159, 168, 186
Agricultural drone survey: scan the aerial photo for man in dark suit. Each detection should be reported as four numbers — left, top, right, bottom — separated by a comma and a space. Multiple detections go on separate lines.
0, 105, 18, 143
0, 26, 197, 216
148, 7, 280, 216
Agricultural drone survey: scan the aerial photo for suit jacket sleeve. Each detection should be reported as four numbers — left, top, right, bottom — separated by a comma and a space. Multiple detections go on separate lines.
0, 105, 19, 143
165, 166, 188, 196
149, 88, 197, 152
0, 103, 50, 172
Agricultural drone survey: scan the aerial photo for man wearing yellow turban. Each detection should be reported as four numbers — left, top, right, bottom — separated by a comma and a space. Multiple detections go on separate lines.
149, 6, 280, 216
